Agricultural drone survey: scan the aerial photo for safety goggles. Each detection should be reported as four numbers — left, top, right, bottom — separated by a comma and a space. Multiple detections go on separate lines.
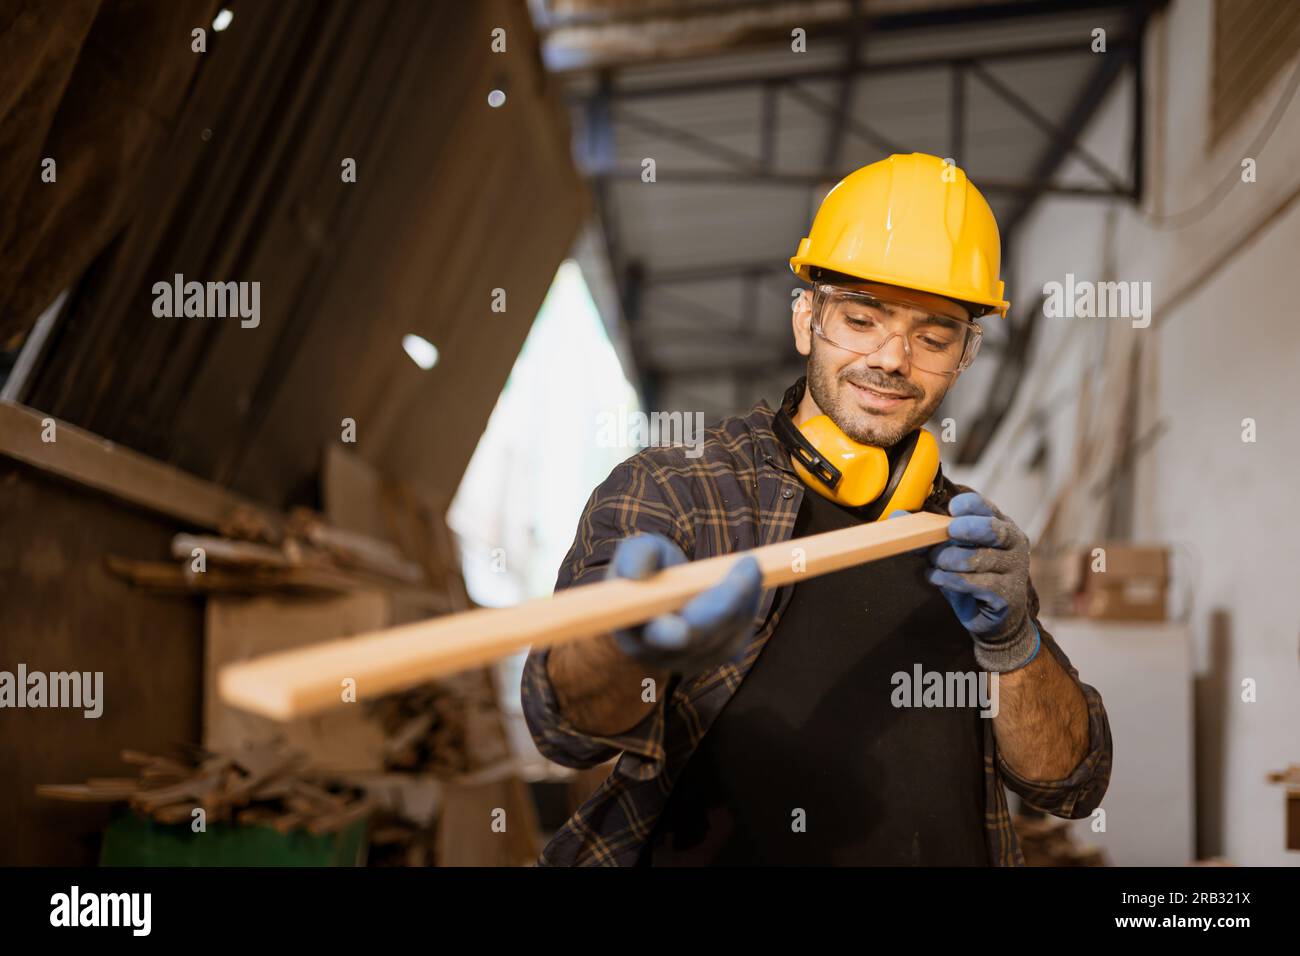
808, 283, 983, 375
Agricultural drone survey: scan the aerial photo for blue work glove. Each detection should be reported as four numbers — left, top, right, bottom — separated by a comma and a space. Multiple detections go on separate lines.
922, 493, 1040, 672
606, 534, 763, 677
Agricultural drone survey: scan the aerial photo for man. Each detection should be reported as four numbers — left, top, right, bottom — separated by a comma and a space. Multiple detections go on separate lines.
522, 152, 1111, 866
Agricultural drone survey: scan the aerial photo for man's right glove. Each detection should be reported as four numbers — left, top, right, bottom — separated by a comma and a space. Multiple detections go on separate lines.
606, 533, 763, 678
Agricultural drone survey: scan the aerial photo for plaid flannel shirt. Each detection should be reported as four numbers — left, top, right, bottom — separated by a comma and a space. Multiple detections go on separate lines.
521, 396, 1112, 866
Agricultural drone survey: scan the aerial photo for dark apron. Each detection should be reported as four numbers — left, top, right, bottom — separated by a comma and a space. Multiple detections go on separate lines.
644, 490, 990, 866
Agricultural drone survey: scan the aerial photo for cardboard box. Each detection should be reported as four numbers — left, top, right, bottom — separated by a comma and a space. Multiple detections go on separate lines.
1070, 544, 1170, 622
1078, 582, 1167, 621
1091, 545, 1168, 579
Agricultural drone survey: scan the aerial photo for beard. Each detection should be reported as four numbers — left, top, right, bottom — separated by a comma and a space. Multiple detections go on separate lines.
806, 337, 945, 447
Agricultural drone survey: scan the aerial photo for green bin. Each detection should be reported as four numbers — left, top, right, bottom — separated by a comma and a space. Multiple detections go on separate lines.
99, 810, 368, 867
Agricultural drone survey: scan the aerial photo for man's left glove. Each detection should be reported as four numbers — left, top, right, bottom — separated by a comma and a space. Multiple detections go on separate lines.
924, 492, 1040, 672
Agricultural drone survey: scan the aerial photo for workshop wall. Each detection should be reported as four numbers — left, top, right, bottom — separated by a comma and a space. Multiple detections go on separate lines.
0, 464, 203, 866
960, 0, 1300, 864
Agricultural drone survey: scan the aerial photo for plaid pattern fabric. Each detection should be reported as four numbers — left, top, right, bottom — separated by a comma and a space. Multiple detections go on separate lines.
521, 393, 1112, 867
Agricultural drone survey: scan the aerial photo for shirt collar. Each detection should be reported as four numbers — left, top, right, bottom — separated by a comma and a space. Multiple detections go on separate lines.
744, 378, 804, 477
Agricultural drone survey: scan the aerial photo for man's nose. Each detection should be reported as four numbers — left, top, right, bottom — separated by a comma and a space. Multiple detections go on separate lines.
866, 332, 910, 374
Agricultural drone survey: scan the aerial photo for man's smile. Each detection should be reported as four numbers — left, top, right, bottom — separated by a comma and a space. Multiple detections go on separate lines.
848, 379, 913, 412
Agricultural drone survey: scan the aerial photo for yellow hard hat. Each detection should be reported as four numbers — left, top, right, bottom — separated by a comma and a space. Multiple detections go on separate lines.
789, 152, 1009, 318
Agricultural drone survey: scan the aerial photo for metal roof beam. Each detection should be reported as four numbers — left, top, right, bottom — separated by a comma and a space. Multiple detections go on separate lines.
647, 260, 793, 285
568, 37, 1133, 102
1001, 43, 1134, 240
594, 168, 1131, 198
617, 106, 761, 173
819, 0, 864, 173
585, 71, 622, 278
537, 0, 783, 33
784, 81, 905, 158
759, 80, 778, 172
965, 59, 1128, 193
543, 0, 1140, 71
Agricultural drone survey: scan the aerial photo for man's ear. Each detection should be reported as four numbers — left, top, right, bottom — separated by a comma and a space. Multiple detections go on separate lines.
791, 289, 813, 356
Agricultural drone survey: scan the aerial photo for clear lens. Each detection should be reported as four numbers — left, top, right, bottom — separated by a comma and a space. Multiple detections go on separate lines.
812, 285, 980, 374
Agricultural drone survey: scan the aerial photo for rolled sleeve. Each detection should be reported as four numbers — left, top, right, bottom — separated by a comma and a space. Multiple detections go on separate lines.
520, 646, 668, 780
518, 456, 691, 780
996, 620, 1113, 819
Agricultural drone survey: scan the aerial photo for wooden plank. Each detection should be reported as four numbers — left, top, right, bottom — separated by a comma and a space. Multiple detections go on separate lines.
174, 528, 427, 589
0, 401, 274, 531
105, 556, 349, 596
219, 512, 953, 720
297, 518, 425, 585
171, 534, 293, 568
36, 783, 137, 803
105, 556, 454, 607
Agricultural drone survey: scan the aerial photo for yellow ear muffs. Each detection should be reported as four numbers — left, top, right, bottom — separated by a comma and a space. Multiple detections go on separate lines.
789, 414, 890, 508
772, 400, 941, 519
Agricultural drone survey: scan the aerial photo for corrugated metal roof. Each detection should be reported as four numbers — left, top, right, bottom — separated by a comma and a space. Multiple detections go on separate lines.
544, 0, 1140, 420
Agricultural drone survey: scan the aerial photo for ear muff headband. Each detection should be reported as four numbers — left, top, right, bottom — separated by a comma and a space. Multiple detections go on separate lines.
772, 406, 842, 488
858, 430, 920, 522
773, 378, 941, 518
878, 428, 940, 518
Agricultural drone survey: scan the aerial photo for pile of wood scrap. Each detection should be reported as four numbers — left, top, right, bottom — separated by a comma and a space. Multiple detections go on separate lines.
85, 445, 532, 862
37, 743, 374, 835
105, 505, 451, 604
350, 773, 442, 867
1013, 814, 1108, 866
367, 670, 511, 776
367, 815, 439, 867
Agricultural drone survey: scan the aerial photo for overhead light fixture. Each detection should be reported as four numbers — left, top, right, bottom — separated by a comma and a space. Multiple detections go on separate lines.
402, 334, 439, 370
488, 89, 507, 108
213, 9, 233, 31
